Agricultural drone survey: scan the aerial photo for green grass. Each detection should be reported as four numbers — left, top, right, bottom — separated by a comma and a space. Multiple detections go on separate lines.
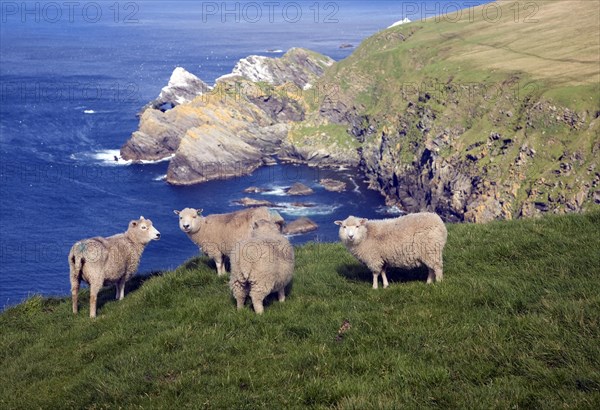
289, 122, 360, 152
1, 211, 599, 408
306, 1, 600, 208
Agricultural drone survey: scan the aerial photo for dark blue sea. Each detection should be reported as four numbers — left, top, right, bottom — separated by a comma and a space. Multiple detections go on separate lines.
0, 0, 490, 308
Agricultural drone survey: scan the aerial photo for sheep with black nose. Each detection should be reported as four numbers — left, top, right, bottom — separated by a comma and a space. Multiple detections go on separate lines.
335, 213, 447, 289
68, 216, 160, 318
174, 207, 283, 276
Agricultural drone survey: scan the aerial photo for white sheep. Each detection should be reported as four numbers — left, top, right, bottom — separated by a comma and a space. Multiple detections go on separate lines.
174, 207, 282, 275
69, 216, 160, 318
229, 219, 295, 314
335, 213, 447, 289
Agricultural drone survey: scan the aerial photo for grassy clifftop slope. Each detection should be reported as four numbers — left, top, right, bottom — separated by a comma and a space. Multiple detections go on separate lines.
1, 212, 599, 408
295, 0, 600, 222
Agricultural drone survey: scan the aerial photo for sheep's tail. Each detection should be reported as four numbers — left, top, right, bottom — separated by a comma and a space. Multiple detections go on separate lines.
69, 243, 84, 282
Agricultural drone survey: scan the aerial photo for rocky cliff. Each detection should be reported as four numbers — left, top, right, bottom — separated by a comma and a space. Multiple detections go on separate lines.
301, 0, 600, 221
121, 0, 599, 220
121, 48, 335, 184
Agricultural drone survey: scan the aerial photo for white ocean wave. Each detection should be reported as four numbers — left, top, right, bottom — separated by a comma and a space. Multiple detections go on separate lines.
80, 149, 174, 167
83, 109, 95, 114
376, 205, 405, 216
276, 202, 340, 216
348, 177, 360, 193
153, 174, 167, 181
260, 185, 288, 196
139, 154, 175, 164
265, 49, 284, 53
91, 149, 132, 166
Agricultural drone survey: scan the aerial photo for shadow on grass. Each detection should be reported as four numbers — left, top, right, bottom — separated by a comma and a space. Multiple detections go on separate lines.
230, 281, 295, 313
337, 263, 429, 285
188, 256, 231, 273
94, 271, 165, 313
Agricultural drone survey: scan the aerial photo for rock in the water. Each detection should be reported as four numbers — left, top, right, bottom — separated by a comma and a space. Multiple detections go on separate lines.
290, 202, 316, 208
282, 217, 318, 235
234, 197, 275, 207
319, 178, 347, 192
286, 182, 314, 196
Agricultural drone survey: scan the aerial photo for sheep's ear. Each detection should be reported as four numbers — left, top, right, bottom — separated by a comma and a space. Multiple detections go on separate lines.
130, 220, 138, 227
359, 218, 368, 225
173, 210, 180, 216
196, 209, 203, 216
334, 220, 343, 226
140, 216, 145, 220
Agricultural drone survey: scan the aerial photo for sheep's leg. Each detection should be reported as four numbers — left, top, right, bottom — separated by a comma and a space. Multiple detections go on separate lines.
231, 281, 247, 310
215, 255, 225, 276
434, 266, 443, 282
116, 279, 126, 300
250, 291, 265, 314
278, 288, 286, 303
380, 268, 389, 289
372, 272, 379, 289
71, 279, 80, 314
89, 282, 102, 318
426, 267, 435, 284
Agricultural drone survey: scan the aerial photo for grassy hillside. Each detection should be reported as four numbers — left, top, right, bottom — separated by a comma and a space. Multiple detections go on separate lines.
294, 0, 600, 221
1, 211, 599, 408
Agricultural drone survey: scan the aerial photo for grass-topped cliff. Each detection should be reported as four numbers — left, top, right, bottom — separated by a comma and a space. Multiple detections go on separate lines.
120, 0, 598, 222
1, 211, 599, 408
294, 0, 600, 221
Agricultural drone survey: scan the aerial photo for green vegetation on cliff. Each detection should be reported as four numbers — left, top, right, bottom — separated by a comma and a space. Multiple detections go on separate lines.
294, 0, 599, 221
2, 211, 599, 408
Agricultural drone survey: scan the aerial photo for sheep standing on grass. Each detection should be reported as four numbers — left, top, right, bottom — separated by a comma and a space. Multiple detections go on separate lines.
174, 207, 282, 276
229, 219, 295, 314
335, 213, 447, 289
69, 217, 161, 318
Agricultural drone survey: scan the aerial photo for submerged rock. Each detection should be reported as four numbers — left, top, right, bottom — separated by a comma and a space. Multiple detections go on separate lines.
319, 178, 347, 192
282, 217, 318, 235
290, 202, 316, 208
234, 197, 275, 207
286, 182, 314, 196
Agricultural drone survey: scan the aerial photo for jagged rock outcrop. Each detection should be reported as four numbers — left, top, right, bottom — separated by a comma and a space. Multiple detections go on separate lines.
216, 48, 334, 89
121, 48, 337, 184
141, 67, 211, 114
282, 217, 318, 235
121, 105, 206, 161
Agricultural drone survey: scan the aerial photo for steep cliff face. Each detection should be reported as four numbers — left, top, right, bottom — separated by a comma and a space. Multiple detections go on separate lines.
163, 90, 288, 185
303, 0, 600, 221
121, 0, 599, 221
